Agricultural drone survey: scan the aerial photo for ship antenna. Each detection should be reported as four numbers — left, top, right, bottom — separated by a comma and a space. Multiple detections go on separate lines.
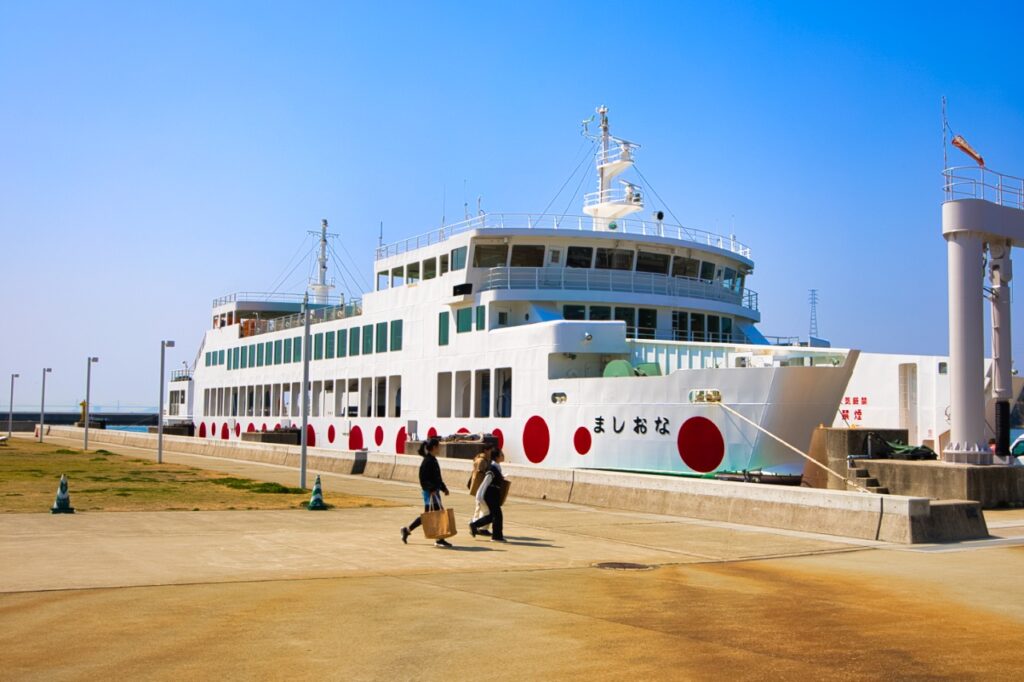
942, 95, 949, 172
809, 288, 820, 339
308, 218, 335, 305
378, 220, 383, 249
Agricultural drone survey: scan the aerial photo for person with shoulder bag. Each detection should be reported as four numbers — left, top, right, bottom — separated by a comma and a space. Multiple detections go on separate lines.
400, 437, 453, 548
469, 450, 507, 542
467, 436, 498, 536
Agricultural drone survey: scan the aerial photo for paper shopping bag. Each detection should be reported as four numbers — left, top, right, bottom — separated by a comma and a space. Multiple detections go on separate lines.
421, 508, 458, 539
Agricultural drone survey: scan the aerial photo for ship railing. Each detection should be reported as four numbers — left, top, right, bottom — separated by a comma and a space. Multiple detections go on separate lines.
212, 291, 344, 307
169, 369, 192, 382
375, 213, 752, 260
596, 142, 637, 167
239, 300, 363, 338
583, 187, 644, 207
623, 327, 740, 343
943, 165, 1024, 210
480, 267, 758, 311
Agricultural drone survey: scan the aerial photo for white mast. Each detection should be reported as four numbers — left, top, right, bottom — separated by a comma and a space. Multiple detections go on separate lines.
582, 105, 643, 231
309, 218, 334, 305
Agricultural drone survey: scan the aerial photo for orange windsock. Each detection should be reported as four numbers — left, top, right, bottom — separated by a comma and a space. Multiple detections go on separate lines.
951, 134, 985, 167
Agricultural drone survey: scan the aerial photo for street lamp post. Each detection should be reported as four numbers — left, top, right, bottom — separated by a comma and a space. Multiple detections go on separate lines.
7, 373, 18, 438
84, 357, 99, 450
299, 292, 310, 489
158, 340, 175, 464
39, 368, 52, 443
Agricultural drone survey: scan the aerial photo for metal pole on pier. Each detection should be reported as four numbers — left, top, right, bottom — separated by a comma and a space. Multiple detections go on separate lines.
39, 368, 51, 443
158, 340, 175, 463
8, 373, 18, 439
84, 356, 98, 450
300, 292, 310, 489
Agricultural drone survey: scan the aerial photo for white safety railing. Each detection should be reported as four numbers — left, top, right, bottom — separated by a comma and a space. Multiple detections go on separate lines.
596, 142, 637, 166
943, 166, 1024, 210
583, 187, 644, 208
240, 300, 363, 338
212, 292, 345, 307
479, 267, 758, 311
376, 213, 753, 260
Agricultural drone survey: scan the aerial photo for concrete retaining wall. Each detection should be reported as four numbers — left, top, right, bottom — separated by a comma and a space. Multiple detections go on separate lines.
860, 460, 1024, 508
44, 426, 987, 544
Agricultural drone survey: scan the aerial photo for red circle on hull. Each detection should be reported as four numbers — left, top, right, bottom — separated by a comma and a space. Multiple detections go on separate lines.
375, 426, 384, 447
328, 425, 336, 444
573, 426, 591, 455
306, 424, 316, 448
492, 428, 504, 450
522, 416, 550, 463
677, 417, 725, 473
395, 426, 407, 454
349, 425, 364, 451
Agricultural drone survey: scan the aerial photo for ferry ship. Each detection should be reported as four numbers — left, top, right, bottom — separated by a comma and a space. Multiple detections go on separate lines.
167, 107, 858, 476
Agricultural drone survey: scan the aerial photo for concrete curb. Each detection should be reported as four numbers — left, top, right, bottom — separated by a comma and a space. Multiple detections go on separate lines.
46, 426, 988, 544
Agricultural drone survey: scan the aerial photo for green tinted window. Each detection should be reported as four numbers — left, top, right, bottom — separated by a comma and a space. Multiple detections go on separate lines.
293, 336, 302, 362
439, 312, 449, 346
218, 350, 225, 365
337, 329, 347, 357
451, 246, 467, 270
325, 331, 335, 359
349, 327, 360, 356
456, 308, 472, 333
362, 324, 373, 354
265, 342, 272, 365
314, 333, 324, 360
257, 344, 264, 367
376, 322, 387, 353
475, 305, 485, 330
274, 340, 282, 364
283, 338, 292, 363
390, 320, 403, 351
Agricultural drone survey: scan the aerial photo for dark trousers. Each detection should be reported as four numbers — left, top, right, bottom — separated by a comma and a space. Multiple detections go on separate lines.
470, 490, 503, 538
408, 492, 441, 531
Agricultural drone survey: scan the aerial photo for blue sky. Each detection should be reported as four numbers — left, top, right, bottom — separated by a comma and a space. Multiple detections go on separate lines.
2, 1, 1023, 410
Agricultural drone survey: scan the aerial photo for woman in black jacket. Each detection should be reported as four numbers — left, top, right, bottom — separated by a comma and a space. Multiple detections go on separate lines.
400, 437, 452, 547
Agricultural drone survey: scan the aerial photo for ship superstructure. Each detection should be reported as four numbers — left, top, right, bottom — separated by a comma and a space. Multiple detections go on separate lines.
168, 108, 857, 475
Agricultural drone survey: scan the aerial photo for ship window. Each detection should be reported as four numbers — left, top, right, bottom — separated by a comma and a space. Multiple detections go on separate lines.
672, 311, 689, 341
672, 256, 700, 279
495, 367, 512, 418
589, 306, 611, 321
615, 307, 636, 337
637, 251, 670, 275
314, 333, 324, 361
325, 332, 335, 359
474, 369, 490, 418
349, 327, 360, 356
699, 261, 716, 282
376, 377, 386, 417
406, 262, 420, 284
293, 336, 302, 362
497, 311, 509, 326
438, 311, 450, 346
283, 338, 291, 364
377, 271, 388, 291
440, 254, 450, 275
436, 372, 452, 418
595, 248, 634, 270
337, 329, 347, 357
451, 247, 467, 270
475, 305, 485, 330
691, 313, 706, 342
473, 244, 508, 267
242, 346, 250, 369
638, 308, 657, 339
257, 344, 264, 367
362, 324, 374, 354
251, 344, 258, 367
566, 246, 593, 268
265, 342, 272, 366
376, 322, 388, 353
455, 370, 471, 418
388, 375, 401, 418
390, 320, 403, 351
548, 249, 561, 265
456, 307, 473, 333
722, 317, 733, 341
563, 305, 586, 320
723, 267, 736, 291
219, 350, 225, 365
938, 362, 948, 374
708, 315, 721, 342
274, 339, 283, 364
360, 377, 373, 417
510, 245, 545, 267
423, 257, 437, 280
391, 266, 405, 287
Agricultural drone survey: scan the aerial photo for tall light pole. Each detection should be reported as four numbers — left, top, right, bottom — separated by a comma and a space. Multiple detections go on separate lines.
158, 340, 175, 464
7, 373, 18, 438
84, 357, 99, 450
299, 292, 310, 489
39, 368, 52, 443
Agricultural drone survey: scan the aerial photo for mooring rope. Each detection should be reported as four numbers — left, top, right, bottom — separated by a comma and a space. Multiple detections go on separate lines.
715, 401, 871, 494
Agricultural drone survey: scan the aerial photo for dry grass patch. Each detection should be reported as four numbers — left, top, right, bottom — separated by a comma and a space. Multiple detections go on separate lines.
0, 440, 398, 512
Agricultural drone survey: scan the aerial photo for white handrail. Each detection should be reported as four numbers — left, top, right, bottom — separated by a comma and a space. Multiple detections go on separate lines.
943, 165, 1024, 210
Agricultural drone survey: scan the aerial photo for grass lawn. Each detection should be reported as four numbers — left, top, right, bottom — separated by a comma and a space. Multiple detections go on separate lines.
0, 439, 398, 513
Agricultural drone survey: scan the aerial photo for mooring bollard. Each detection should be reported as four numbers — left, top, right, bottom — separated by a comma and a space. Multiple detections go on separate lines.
307, 474, 327, 510
51, 474, 75, 514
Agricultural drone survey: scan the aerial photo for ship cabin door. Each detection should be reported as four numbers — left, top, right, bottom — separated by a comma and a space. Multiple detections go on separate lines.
898, 363, 918, 445
546, 248, 562, 268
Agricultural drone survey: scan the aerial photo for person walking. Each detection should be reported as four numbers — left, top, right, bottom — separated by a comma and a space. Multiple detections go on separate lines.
469, 450, 507, 542
400, 437, 452, 548
468, 435, 499, 536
